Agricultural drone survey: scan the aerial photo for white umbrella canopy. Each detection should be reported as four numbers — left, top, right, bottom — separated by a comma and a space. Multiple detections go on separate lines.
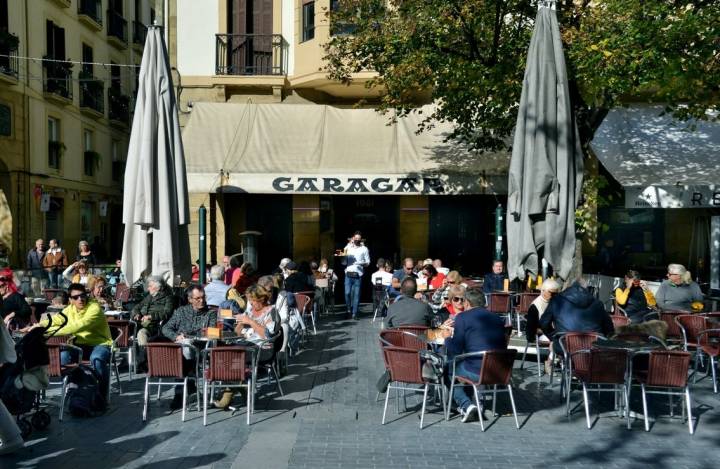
121, 26, 191, 285
506, 1, 584, 282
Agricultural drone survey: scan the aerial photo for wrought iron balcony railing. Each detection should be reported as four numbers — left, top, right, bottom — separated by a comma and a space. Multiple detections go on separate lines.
216, 34, 287, 76
79, 72, 105, 114
43, 59, 73, 100
107, 10, 128, 45
108, 88, 130, 125
0, 30, 19, 79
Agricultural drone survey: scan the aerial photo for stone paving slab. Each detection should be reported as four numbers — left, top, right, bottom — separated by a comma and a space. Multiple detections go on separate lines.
5, 305, 720, 468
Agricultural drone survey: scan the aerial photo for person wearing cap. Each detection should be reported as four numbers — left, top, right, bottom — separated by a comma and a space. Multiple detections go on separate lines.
0, 269, 31, 329
62, 260, 95, 286
655, 263, 704, 311
284, 261, 314, 293
344, 231, 370, 319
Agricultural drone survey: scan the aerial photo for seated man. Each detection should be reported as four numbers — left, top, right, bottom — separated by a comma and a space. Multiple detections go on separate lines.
442, 287, 507, 422
42, 283, 113, 398
539, 278, 614, 352
386, 277, 432, 327
205, 264, 231, 307
161, 285, 217, 410
389, 258, 416, 299
132, 276, 175, 369
483, 260, 508, 293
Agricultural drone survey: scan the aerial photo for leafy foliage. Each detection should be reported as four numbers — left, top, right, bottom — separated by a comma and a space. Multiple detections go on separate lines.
324, 0, 720, 152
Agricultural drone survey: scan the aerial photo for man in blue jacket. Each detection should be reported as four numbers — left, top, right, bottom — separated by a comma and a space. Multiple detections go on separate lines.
539, 279, 614, 352
443, 287, 507, 422
483, 260, 507, 293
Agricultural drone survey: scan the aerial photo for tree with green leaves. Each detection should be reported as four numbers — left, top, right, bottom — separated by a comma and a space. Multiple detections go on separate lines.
325, 0, 719, 154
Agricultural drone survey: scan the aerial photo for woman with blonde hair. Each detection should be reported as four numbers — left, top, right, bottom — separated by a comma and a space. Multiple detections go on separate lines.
655, 263, 704, 311
62, 260, 95, 286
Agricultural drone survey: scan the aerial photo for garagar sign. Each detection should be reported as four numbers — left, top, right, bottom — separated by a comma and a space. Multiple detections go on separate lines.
271, 176, 446, 194
625, 186, 720, 209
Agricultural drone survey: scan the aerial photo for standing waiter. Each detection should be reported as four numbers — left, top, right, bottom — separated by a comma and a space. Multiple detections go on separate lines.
344, 231, 370, 320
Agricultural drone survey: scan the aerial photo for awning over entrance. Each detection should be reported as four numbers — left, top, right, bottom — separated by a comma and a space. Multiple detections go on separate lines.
591, 105, 720, 209
182, 103, 509, 195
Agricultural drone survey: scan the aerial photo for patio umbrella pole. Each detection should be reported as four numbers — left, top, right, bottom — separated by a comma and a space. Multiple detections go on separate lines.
199, 204, 206, 284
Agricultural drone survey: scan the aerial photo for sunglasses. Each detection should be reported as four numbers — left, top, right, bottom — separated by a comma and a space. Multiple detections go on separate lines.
0, 277, 9, 282
70, 293, 88, 300
451, 297, 465, 303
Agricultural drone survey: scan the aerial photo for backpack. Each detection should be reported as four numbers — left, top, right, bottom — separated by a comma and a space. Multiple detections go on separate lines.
66, 365, 106, 417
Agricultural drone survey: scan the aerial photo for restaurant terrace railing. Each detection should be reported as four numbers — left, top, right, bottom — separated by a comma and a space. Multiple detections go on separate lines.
215, 34, 287, 76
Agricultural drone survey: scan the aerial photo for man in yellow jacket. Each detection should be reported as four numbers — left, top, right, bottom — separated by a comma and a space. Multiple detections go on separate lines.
43, 283, 113, 396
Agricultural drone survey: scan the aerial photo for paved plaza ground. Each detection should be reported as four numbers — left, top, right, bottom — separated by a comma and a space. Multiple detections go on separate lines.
5, 305, 720, 469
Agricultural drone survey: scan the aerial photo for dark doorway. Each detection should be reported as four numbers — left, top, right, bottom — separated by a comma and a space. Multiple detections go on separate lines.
429, 195, 502, 277
243, 194, 292, 274
333, 195, 399, 304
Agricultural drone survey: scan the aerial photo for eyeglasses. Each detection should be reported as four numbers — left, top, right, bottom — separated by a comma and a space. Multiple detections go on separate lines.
190, 295, 206, 301
70, 293, 88, 300
447, 281, 456, 284
451, 297, 465, 303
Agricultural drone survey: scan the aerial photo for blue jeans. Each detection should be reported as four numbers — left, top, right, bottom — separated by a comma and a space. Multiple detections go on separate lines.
61, 344, 111, 396
450, 361, 481, 411
47, 269, 62, 288
344, 275, 361, 316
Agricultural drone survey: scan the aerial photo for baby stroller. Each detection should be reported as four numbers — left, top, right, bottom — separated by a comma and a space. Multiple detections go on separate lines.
0, 312, 67, 438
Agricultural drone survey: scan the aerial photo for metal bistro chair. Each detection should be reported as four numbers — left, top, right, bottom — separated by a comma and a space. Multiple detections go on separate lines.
487, 293, 512, 318
634, 350, 694, 434
295, 293, 316, 336
521, 334, 552, 378
382, 345, 446, 429
446, 349, 519, 431
558, 332, 605, 397
142, 343, 199, 422
676, 314, 708, 375
696, 326, 720, 393
513, 292, 539, 336
372, 284, 390, 323
377, 329, 427, 403
47, 343, 83, 422
107, 326, 124, 400
659, 310, 689, 344
252, 331, 285, 399
202, 346, 254, 425
567, 348, 630, 429
107, 319, 137, 379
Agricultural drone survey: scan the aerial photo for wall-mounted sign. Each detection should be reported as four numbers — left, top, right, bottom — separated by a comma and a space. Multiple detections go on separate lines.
625, 186, 720, 209
40, 192, 51, 212
99, 200, 108, 217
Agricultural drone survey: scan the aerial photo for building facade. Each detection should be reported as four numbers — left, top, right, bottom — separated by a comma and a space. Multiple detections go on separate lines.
0, 0, 156, 267
170, 0, 508, 276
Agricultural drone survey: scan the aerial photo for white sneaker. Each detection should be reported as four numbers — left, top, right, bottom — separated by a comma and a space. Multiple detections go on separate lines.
461, 404, 478, 423
0, 437, 24, 455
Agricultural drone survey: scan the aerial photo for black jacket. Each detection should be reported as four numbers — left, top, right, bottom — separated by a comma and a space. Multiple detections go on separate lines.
540, 283, 613, 341
386, 296, 432, 328
483, 272, 507, 293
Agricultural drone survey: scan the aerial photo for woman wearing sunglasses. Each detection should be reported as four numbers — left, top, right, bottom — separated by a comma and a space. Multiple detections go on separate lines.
0, 269, 31, 330
434, 284, 467, 325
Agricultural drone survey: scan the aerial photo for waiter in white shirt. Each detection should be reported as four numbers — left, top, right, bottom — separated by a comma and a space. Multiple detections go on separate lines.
344, 231, 370, 320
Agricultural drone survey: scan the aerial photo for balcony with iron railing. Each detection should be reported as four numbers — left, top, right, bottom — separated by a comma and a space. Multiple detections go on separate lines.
0, 29, 19, 81
43, 59, 73, 103
108, 87, 130, 126
78, 0, 103, 31
132, 20, 147, 47
215, 34, 287, 76
107, 9, 128, 48
79, 71, 105, 115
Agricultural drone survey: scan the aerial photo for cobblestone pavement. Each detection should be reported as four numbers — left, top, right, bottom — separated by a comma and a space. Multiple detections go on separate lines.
5, 305, 720, 469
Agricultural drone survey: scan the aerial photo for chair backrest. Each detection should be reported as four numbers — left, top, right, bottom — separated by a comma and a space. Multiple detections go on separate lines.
395, 324, 429, 336
46, 335, 71, 345
146, 343, 184, 378
559, 332, 603, 374
702, 312, 720, 319
295, 293, 311, 314
478, 349, 517, 385
46, 344, 63, 377
383, 346, 423, 384
676, 314, 707, 346
109, 326, 123, 349
107, 319, 133, 348
380, 329, 426, 351
612, 315, 631, 330
206, 346, 248, 382
612, 301, 628, 317
515, 293, 539, 314
660, 311, 688, 338
487, 293, 512, 314
646, 350, 691, 388
115, 283, 131, 302
587, 349, 627, 384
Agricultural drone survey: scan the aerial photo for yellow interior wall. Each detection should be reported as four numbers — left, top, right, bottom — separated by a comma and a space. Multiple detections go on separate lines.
398, 195, 429, 260
292, 194, 320, 261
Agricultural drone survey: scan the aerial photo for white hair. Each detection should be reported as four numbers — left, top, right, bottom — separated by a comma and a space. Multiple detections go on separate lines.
210, 264, 225, 280
146, 275, 165, 288
279, 258, 291, 269
668, 263, 692, 284
540, 278, 561, 292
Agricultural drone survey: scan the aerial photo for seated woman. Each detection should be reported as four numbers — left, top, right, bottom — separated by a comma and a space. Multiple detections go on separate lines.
88, 276, 111, 311
614, 270, 656, 323
421, 264, 446, 291
0, 269, 31, 330
435, 284, 466, 325
655, 263, 704, 311
214, 285, 280, 410
62, 261, 94, 287
524, 279, 561, 373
